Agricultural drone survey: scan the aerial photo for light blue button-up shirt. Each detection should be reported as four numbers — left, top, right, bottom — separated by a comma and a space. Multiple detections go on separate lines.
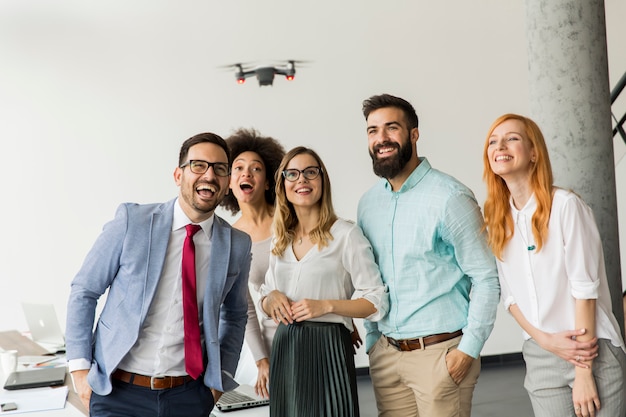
357, 157, 499, 358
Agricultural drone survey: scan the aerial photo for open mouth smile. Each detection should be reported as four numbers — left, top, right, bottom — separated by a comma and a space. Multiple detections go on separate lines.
196, 183, 218, 198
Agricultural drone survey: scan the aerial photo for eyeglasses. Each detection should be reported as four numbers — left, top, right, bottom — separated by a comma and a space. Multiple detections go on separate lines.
282, 166, 322, 182
180, 160, 230, 177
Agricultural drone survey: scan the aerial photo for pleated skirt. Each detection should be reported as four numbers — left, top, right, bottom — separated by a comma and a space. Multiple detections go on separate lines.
269, 321, 359, 417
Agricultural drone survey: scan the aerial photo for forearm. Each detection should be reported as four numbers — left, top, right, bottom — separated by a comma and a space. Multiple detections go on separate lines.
65, 288, 99, 361
509, 302, 598, 368
70, 369, 92, 412
245, 291, 269, 361
290, 297, 376, 323
572, 299, 600, 410
509, 303, 545, 342
574, 298, 596, 373
363, 318, 381, 353
452, 206, 500, 357
326, 298, 376, 318
574, 298, 596, 342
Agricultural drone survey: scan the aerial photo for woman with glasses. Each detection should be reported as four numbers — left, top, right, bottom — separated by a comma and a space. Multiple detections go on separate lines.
220, 128, 285, 398
482, 114, 626, 417
260, 146, 389, 417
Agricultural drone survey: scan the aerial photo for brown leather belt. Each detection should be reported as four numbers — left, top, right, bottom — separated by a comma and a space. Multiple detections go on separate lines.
385, 330, 463, 352
112, 369, 194, 390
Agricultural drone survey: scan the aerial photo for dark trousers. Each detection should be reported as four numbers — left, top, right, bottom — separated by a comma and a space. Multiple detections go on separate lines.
90, 377, 214, 417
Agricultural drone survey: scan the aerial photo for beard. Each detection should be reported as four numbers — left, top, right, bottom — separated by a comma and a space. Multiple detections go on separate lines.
369, 136, 413, 179
181, 178, 226, 216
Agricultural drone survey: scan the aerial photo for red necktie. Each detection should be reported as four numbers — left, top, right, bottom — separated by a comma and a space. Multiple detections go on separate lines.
182, 224, 203, 379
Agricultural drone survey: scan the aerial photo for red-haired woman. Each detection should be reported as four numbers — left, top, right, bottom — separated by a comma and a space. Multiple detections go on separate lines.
483, 114, 625, 417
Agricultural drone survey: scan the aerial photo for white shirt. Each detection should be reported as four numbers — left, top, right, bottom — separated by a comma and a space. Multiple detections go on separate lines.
244, 237, 277, 362
69, 198, 214, 376
260, 219, 389, 331
497, 189, 624, 351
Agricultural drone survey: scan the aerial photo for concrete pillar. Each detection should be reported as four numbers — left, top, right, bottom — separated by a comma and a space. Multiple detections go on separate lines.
525, 0, 624, 337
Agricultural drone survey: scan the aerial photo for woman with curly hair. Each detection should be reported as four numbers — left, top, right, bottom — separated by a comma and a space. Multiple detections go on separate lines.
483, 114, 626, 417
221, 128, 285, 398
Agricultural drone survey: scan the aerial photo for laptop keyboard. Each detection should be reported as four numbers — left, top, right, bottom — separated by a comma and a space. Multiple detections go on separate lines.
218, 390, 256, 405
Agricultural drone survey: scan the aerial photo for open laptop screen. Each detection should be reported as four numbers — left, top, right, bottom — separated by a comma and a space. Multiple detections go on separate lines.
21, 303, 66, 353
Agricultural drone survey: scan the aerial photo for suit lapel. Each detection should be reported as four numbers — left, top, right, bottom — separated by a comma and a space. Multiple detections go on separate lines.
141, 200, 175, 319
202, 215, 232, 383
207, 216, 231, 298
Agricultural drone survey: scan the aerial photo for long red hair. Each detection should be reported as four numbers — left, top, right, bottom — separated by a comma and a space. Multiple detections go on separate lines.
482, 114, 554, 260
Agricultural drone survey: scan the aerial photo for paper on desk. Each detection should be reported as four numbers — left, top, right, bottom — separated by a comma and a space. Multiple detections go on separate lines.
0, 386, 68, 414
18, 355, 66, 370
18, 356, 55, 365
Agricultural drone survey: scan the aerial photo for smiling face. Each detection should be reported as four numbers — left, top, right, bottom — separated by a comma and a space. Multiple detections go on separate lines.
229, 151, 269, 208
284, 153, 322, 209
366, 107, 417, 181
487, 118, 536, 182
174, 142, 230, 223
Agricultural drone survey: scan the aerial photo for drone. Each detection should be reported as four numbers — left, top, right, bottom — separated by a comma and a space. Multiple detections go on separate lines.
229, 60, 301, 86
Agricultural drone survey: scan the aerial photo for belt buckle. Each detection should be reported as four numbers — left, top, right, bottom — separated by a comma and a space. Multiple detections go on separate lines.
150, 376, 169, 390
416, 337, 425, 351
398, 339, 411, 351
398, 337, 426, 352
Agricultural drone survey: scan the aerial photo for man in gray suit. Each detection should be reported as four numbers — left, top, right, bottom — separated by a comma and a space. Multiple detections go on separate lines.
66, 132, 252, 416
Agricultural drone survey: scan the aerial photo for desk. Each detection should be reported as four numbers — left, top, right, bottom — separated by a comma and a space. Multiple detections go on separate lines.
1, 330, 269, 416
0, 330, 87, 416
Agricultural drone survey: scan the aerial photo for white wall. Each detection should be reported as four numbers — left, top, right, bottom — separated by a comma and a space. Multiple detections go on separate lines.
0, 1, 624, 362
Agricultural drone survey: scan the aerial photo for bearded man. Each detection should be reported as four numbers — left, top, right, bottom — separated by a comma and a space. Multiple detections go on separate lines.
357, 94, 500, 417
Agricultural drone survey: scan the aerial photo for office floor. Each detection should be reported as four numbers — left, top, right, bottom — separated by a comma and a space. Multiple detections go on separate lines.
356, 360, 533, 417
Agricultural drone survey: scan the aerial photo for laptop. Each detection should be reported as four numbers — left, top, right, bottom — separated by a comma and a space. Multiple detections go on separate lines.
215, 384, 269, 412
3, 366, 67, 390
21, 303, 66, 354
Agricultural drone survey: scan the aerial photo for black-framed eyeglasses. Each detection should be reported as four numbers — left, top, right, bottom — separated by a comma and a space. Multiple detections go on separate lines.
180, 160, 230, 177
282, 166, 322, 182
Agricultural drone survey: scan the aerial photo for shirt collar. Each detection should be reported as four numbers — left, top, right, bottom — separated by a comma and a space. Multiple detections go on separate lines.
510, 193, 537, 217
173, 198, 214, 239
383, 157, 430, 193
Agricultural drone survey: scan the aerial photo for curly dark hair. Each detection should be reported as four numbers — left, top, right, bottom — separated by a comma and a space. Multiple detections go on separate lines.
220, 128, 286, 214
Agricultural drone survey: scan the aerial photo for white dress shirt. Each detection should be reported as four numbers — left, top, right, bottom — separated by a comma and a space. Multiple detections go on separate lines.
497, 189, 624, 351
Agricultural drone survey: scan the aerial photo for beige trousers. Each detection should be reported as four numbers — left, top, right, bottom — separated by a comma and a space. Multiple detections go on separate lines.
368, 335, 480, 417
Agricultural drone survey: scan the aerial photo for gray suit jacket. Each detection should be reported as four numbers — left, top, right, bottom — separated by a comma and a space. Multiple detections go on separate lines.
65, 199, 251, 395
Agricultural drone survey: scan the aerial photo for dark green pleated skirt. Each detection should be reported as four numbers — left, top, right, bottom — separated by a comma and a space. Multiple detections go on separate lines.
269, 321, 359, 417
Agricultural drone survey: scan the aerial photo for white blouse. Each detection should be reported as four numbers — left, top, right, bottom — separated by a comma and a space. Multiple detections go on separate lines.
244, 237, 277, 362
497, 189, 624, 351
260, 219, 389, 331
